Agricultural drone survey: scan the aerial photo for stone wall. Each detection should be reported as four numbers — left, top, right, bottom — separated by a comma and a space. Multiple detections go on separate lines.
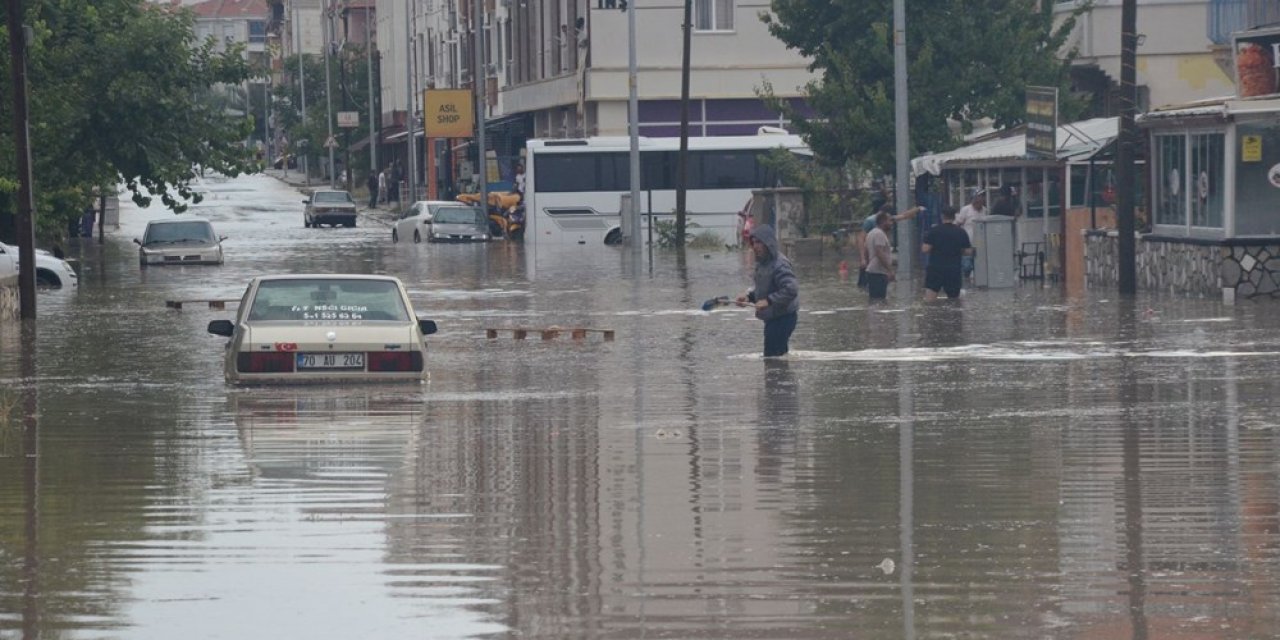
0, 275, 17, 320
1085, 232, 1280, 299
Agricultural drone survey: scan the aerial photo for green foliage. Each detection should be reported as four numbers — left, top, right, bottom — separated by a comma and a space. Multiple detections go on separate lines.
688, 231, 724, 250
763, 0, 1090, 172
653, 219, 702, 248
0, 0, 258, 240
274, 44, 378, 182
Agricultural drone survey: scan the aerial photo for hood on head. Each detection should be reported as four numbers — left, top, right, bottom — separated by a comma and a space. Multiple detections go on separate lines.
749, 224, 780, 259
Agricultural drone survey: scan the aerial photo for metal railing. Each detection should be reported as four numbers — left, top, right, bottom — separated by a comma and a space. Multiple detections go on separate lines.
1209, 0, 1280, 45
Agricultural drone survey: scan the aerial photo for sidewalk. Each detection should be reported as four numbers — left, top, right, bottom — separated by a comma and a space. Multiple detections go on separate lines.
262, 168, 399, 228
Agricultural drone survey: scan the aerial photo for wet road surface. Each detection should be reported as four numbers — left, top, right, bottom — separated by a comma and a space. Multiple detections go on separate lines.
2, 173, 1280, 638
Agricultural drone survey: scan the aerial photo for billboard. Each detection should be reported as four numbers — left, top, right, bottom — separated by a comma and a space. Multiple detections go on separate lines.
423, 89, 474, 138
1026, 86, 1058, 160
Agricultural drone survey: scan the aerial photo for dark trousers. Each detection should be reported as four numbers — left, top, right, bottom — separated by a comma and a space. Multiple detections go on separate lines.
866, 273, 889, 301
763, 311, 798, 358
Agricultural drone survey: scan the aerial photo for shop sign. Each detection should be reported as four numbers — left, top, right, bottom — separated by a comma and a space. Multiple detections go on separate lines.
1025, 86, 1058, 160
1269, 164, 1280, 189
1243, 135, 1263, 162
423, 89, 474, 138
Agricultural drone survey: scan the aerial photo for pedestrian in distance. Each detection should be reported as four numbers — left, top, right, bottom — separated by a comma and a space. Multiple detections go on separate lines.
366, 172, 379, 209
377, 168, 388, 205
921, 206, 973, 301
955, 189, 986, 280
864, 211, 896, 302
734, 224, 800, 358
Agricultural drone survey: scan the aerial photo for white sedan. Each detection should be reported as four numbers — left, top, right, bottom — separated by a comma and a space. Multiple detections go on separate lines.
0, 241, 78, 289
392, 200, 463, 244
207, 274, 439, 384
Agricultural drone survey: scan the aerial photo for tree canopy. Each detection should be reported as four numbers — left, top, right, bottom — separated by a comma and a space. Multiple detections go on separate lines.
764, 0, 1087, 171
0, 0, 258, 239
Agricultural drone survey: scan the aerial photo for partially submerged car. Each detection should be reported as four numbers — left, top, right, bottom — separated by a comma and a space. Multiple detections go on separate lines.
0, 242, 78, 289
304, 190, 358, 228
134, 217, 225, 267
207, 274, 439, 384
425, 205, 488, 243
392, 200, 462, 243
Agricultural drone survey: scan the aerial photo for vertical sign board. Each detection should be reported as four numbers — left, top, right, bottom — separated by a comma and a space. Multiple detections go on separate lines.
1026, 86, 1058, 160
423, 89, 475, 138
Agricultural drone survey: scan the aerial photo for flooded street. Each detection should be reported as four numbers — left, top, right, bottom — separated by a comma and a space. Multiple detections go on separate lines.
3, 172, 1280, 638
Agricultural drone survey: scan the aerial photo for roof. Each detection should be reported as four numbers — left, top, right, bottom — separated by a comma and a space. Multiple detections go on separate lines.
188, 0, 268, 19
911, 117, 1119, 176
1138, 95, 1280, 124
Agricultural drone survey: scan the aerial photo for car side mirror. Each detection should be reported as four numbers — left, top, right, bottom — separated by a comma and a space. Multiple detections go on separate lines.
302, 199, 309, 204
133, 238, 141, 245
207, 319, 235, 337
417, 319, 438, 336
219, 235, 227, 242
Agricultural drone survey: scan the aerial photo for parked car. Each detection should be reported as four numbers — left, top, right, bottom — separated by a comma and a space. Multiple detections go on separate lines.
304, 190, 358, 228
206, 274, 439, 384
425, 205, 489, 243
0, 241, 79, 289
392, 200, 463, 244
134, 217, 225, 267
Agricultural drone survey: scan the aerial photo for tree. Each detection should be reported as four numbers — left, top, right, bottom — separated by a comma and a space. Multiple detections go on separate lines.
273, 43, 376, 182
1, 0, 258, 239
764, 0, 1088, 171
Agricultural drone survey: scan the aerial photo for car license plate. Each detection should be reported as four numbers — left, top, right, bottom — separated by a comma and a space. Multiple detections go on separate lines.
296, 352, 365, 370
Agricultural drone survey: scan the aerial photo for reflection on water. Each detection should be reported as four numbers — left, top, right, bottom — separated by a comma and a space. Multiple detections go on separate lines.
2, 173, 1280, 637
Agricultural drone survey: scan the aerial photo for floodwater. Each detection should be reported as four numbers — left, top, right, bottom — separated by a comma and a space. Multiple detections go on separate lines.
2, 173, 1279, 639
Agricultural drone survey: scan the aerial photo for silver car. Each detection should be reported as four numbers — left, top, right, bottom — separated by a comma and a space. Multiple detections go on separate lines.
135, 218, 225, 267
392, 200, 461, 244
0, 241, 79, 289
207, 274, 439, 385
425, 205, 489, 243
304, 190, 358, 228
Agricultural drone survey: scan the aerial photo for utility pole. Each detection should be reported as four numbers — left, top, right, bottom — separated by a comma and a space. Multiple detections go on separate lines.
7, 5, 36, 320
627, 0, 641, 256
296, 5, 310, 186
1116, 0, 1138, 294
674, 0, 693, 246
893, 0, 913, 279
340, 5, 353, 192
323, 5, 337, 188
366, 1, 378, 173
404, 0, 417, 205
474, 0, 487, 212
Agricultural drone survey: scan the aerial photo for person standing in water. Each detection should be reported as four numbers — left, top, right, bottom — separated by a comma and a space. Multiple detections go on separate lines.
735, 224, 800, 358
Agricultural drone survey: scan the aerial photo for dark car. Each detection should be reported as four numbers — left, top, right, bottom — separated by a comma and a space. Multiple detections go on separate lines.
426, 205, 489, 243
304, 190, 358, 228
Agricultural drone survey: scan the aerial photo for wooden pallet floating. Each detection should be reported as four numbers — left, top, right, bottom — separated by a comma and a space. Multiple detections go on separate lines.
166, 298, 238, 310
485, 327, 615, 342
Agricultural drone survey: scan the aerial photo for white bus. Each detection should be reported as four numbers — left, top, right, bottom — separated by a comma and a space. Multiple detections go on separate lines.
525, 132, 810, 247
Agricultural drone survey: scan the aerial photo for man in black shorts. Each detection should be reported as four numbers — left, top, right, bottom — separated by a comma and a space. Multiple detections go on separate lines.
921, 206, 972, 301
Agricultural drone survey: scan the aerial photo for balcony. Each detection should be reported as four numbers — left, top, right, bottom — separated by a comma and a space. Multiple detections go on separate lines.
1209, 0, 1280, 45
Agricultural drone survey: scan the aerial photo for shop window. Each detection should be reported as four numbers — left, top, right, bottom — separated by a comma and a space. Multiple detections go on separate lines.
1154, 134, 1187, 226
1189, 133, 1224, 228
1235, 124, 1280, 236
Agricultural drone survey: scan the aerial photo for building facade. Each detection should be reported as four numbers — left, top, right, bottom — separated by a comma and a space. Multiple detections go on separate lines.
372, 0, 814, 195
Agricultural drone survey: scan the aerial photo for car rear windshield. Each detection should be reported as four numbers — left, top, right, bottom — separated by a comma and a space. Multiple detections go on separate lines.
247, 278, 410, 322
433, 206, 482, 225
143, 221, 215, 245
313, 191, 353, 204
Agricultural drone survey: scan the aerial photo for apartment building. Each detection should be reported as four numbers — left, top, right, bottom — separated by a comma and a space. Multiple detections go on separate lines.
374, 0, 814, 190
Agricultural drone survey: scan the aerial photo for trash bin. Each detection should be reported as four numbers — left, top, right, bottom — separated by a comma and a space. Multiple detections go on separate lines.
973, 215, 1016, 288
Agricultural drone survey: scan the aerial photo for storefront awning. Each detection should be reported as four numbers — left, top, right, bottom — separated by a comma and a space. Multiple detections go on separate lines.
1138, 95, 1280, 124
912, 116, 1119, 176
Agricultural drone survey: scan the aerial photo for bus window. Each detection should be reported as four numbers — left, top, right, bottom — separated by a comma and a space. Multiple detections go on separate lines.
697, 151, 760, 189
535, 154, 602, 192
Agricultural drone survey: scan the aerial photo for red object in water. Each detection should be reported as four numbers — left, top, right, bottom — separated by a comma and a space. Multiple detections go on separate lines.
838, 260, 850, 280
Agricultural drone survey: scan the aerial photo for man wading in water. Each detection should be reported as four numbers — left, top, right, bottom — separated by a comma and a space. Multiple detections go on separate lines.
736, 224, 800, 358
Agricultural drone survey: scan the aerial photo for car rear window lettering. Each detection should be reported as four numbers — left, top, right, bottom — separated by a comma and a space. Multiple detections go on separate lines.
248, 279, 409, 322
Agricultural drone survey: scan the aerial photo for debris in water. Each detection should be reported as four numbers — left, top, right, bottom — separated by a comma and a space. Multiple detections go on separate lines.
877, 558, 895, 575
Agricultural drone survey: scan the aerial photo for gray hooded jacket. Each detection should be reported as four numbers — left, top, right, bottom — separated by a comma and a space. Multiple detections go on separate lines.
747, 224, 800, 321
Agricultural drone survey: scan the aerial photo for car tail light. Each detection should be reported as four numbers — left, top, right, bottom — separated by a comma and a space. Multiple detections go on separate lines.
237, 352, 295, 373
367, 351, 423, 372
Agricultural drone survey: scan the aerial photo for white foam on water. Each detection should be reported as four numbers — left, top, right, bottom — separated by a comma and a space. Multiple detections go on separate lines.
753, 343, 1280, 363
808, 310, 837, 316
1124, 350, 1280, 358
1171, 317, 1234, 323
